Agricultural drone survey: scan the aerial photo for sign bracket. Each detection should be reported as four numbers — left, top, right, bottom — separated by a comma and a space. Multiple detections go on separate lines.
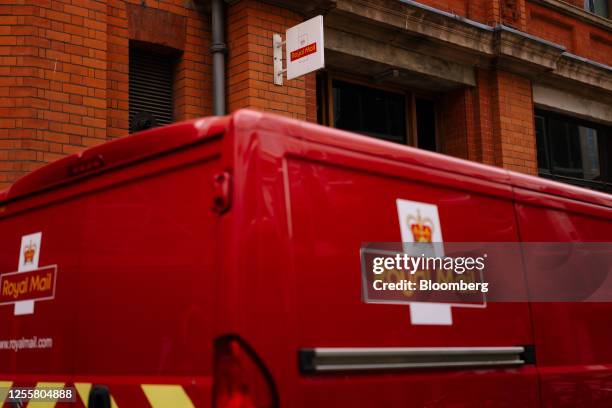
273, 33, 285, 86
272, 16, 324, 86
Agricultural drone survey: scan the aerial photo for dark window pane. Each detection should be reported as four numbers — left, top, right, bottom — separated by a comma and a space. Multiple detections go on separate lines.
316, 73, 327, 125
585, 0, 609, 17
386, 93, 406, 138
129, 47, 176, 133
332, 80, 406, 143
333, 82, 362, 133
362, 89, 389, 136
549, 117, 580, 176
578, 126, 600, 181
416, 98, 436, 152
604, 133, 612, 184
535, 115, 549, 173
548, 117, 567, 168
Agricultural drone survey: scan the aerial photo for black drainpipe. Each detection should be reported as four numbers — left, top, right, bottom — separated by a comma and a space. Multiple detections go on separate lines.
210, 0, 227, 115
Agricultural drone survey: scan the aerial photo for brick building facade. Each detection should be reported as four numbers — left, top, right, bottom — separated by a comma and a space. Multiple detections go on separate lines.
1, 0, 611, 192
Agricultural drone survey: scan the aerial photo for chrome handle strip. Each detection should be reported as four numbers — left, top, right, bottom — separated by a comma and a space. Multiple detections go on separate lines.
299, 346, 527, 373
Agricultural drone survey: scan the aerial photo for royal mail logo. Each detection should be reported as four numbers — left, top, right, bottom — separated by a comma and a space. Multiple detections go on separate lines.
0, 232, 57, 315
0, 265, 57, 304
290, 42, 317, 61
407, 210, 434, 243
23, 241, 36, 265
396, 200, 443, 256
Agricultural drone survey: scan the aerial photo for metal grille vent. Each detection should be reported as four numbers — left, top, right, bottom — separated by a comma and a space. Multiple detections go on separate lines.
129, 48, 175, 133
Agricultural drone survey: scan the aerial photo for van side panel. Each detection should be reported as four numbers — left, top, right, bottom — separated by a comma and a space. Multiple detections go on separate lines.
514, 191, 612, 408
287, 158, 536, 407
227, 127, 539, 408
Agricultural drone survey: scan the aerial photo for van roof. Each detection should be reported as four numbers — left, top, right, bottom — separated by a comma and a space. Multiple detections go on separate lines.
1, 109, 611, 209
1, 114, 231, 203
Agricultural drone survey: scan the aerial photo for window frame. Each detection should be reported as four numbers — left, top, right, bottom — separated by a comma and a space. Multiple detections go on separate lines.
535, 109, 612, 193
584, 0, 610, 18
320, 71, 414, 146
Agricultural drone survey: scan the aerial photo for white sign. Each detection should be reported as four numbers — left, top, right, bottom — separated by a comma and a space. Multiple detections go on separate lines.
396, 199, 452, 325
15, 232, 41, 315
285, 15, 324, 80
395, 199, 486, 326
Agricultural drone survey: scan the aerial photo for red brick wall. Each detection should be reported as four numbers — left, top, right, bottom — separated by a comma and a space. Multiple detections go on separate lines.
107, 0, 128, 140
490, 70, 537, 175
416, 0, 527, 27
0, 0, 108, 190
106, 0, 211, 140
415, 0, 612, 65
439, 89, 469, 160
227, 0, 314, 121
527, 2, 612, 66
1, 0, 608, 189
411, 0, 611, 177
472, 69, 496, 167
0, 0, 210, 189
0, 0, 315, 190
438, 68, 536, 175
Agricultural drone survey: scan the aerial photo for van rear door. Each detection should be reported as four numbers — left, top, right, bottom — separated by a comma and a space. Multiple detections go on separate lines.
0, 195, 83, 392
0, 117, 227, 407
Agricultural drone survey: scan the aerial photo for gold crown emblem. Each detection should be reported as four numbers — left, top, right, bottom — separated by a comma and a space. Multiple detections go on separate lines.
23, 241, 36, 264
407, 210, 433, 243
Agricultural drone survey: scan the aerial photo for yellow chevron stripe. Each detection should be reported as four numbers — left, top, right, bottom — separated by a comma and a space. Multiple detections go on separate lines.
141, 384, 195, 408
28, 382, 65, 408
0, 381, 12, 403
74, 383, 91, 407
74, 383, 119, 408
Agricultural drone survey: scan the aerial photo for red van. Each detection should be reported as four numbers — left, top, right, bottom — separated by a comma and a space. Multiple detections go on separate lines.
0, 109, 610, 407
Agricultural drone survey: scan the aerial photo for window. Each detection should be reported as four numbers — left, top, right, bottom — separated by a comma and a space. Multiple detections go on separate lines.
584, 0, 609, 18
331, 79, 407, 144
535, 110, 612, 192
129, 46, 177, 133
316, 73, 442, 150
